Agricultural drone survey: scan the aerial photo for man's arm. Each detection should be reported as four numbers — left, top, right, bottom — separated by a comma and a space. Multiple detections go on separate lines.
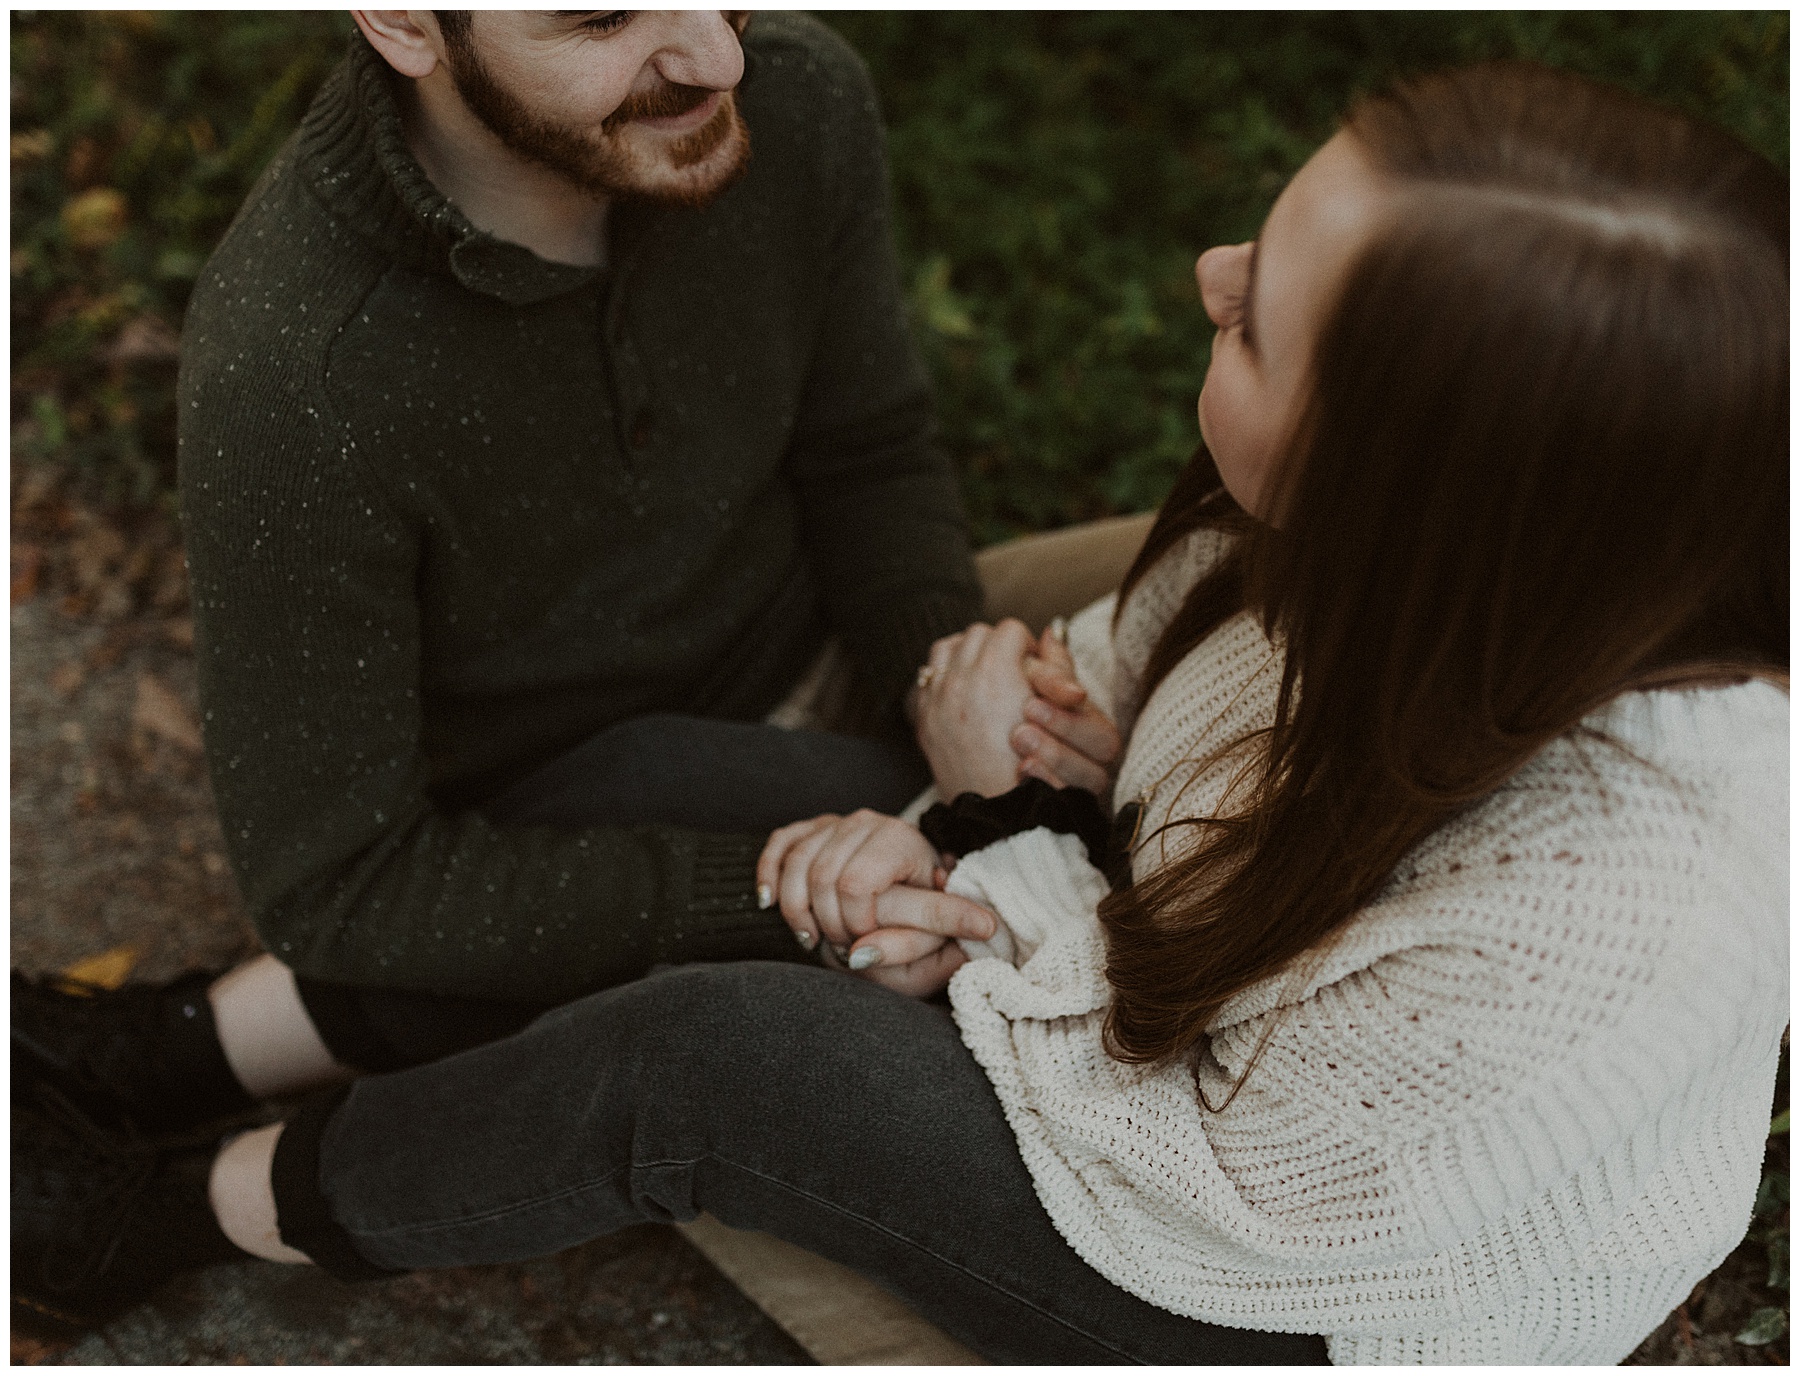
179, 378, 792, 1006
778, 27, 985, 714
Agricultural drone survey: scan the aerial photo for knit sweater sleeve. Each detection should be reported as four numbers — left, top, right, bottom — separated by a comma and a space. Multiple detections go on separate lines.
179, 349, 791, 1005
769, 19, 983, 711
947, 687, 1787, 1358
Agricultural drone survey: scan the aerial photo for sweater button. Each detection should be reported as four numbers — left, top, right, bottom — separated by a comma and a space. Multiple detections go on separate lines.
629, 409, 653, 449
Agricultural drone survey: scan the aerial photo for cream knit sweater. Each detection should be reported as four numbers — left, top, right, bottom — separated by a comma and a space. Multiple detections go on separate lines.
946, 528, 1789, 1364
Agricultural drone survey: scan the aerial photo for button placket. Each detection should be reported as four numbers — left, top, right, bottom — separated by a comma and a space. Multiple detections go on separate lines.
596, 210, 655, 481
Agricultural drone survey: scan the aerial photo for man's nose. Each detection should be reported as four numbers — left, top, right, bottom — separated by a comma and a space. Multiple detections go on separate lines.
650, 11, 746, 93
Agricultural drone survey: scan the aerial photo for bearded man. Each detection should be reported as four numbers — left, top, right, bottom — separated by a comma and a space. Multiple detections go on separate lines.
14, 10, 1002, 1138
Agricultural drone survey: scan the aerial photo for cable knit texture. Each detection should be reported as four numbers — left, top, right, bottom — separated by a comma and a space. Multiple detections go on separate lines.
947, 528, 1788, 1363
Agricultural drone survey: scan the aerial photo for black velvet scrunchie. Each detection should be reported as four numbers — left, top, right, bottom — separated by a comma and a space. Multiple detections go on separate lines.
919, 777, 1113, 869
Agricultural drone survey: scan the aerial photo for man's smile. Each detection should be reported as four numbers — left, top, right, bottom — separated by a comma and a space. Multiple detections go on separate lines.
633, 89, 724, 133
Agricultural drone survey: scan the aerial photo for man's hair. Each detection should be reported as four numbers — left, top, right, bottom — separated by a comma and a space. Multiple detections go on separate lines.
1097, 61, 1788, 1090
433, 10, 472, 54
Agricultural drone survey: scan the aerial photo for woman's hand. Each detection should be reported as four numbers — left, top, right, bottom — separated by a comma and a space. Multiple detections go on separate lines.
913, 620, 1036, 798
757, 810, 998, 981
1013, 624, 1122, 796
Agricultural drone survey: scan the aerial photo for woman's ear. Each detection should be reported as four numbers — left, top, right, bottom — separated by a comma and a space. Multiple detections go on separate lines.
351, 10, 446, 81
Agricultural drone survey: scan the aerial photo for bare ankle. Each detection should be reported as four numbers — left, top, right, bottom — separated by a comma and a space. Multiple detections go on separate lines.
209, 956, 354, 1100
208, 1123, 313, 1264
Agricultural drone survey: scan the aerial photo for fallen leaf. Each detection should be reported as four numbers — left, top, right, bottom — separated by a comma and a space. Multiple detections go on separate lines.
85, 624, 133, 668
153, 549, 190, 612
96, 580, 135, 621
10, 1330, 72, 1364
61, 944, 138, 990
62, 135, 103, 189
132, 672, 202, 752
105, 314, 182, 365
60, 186, 127, 250
1737, 1306, 1787, 1346
10, 129, 53, 164
12, 542, 44, 603
68, 520, 126, 590
162, 616, 196, 649
49, 660, 85, 698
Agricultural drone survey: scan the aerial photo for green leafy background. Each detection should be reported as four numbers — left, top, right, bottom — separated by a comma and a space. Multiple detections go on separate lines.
10, 11, 1788, 538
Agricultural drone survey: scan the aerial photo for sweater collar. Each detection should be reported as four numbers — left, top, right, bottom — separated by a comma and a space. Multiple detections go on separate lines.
296, 36, 603, 306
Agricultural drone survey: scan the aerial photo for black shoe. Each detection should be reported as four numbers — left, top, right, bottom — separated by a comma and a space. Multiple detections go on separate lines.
12, 969, 256, 1135
11, 1081, 245, 1340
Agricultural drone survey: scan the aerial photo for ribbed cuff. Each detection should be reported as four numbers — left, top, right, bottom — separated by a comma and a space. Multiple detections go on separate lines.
657, 833, 811, 966
271, 1087, 403, 1282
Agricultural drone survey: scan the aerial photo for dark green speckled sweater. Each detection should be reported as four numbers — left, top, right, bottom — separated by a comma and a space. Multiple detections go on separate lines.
177, 16, 981, 1004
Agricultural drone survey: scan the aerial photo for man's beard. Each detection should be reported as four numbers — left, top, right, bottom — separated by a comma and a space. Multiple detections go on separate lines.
440, 40, 751, 208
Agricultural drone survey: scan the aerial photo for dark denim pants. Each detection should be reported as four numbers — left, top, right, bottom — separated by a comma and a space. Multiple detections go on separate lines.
279, 961, 1327, 1365
276, 711, 1328, 1363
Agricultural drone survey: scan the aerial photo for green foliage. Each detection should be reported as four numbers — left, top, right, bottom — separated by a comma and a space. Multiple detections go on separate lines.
823, 11, 1788, 541
11, 11, 353, 507
8, 12, 1789, 538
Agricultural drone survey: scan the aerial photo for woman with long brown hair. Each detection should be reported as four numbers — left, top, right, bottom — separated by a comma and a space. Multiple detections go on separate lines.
15, 62, 1786, 1364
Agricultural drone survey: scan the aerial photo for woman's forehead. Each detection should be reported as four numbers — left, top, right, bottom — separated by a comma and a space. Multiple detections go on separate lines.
1256, 134, 1391, 341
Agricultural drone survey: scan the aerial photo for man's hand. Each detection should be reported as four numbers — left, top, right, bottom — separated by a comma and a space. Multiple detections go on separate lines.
1011, 623, 1122, 796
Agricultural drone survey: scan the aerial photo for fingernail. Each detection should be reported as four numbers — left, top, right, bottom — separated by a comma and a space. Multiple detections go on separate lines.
848, 946, 882, 971
756, 883, 774, 910
1050, 616, 1068, 644
794, 929, 815, 951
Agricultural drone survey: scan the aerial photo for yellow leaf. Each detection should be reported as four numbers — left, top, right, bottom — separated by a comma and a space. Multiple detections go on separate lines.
61, 945, 139, 991
133, 672, 203, 752
61, 187, 129, 251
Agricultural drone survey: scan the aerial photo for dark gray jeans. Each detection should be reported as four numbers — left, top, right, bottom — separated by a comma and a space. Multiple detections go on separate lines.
279, 961, 1328, 1365
277, 710, 1328, 1362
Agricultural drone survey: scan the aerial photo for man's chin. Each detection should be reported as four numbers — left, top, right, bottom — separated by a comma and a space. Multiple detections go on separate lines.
610, 107, 752, 209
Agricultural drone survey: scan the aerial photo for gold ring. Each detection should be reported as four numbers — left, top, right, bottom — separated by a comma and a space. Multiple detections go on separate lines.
915, 664, 937, 689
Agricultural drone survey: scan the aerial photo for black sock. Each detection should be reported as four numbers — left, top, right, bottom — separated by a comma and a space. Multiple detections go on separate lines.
158, 1146, 251, 1270
156, 973, 256, 1122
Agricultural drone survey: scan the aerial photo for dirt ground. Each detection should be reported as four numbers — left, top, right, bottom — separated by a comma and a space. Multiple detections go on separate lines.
9, 478, 1787, 1364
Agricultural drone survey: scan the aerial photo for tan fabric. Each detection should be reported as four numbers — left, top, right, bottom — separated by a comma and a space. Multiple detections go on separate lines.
679, 1215, 985, 1364
768, 511, 1156, 733
976, 511, 1155, 633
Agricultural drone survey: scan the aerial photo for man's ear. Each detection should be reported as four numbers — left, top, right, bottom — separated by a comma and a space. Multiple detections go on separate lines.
351, 11, 446, 80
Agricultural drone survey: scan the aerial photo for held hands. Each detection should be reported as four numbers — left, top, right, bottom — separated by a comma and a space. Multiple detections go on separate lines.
756, 810, 998, 998
1013, 624, 1122, 796
910, 618, 1122, 799
910, 619, 1036, 798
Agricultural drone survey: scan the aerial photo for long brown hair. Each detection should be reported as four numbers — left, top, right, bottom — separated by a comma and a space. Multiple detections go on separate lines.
1098, 63, 1788, 1086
